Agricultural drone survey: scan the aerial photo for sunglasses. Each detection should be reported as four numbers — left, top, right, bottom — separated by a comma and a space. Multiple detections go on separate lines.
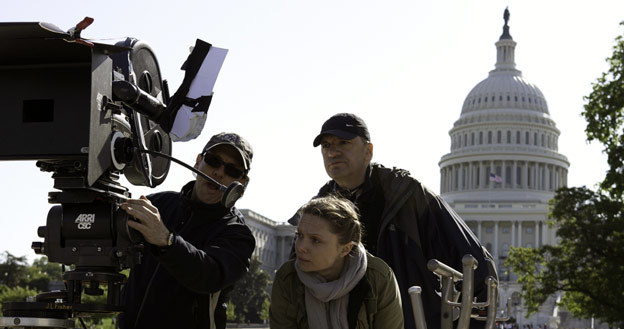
202, 152, 246, 179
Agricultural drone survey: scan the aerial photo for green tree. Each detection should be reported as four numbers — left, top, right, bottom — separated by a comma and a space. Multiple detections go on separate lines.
228, 257, 271, 323
23, 257, 63, 291
583, 23, 624, 198
226, 300, 237, 322
506, 22, 624, 327
0, 252, 29, 287
259, 297, 270, 322
0, 285, 39, 316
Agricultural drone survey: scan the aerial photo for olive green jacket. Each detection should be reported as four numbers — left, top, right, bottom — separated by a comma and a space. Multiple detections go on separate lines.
270, 254, 404, 329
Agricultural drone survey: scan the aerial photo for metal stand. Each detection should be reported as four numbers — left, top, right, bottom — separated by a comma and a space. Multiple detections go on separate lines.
408, 254, 511, 329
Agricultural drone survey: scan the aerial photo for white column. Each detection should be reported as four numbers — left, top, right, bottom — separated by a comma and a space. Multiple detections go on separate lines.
535, 221, 540, 247
513, 161, 518, 189
511, 221, 516, 247
459, 163, 464, 190
451, 166, 456, 191
533, 163, 538, 189
523, 162, 529, 189
545, 165, 551, 191
542, 221, 548, 246
518, 221, 523, 247
489, 160, 494, 189
469, 162, 474, 190
494, 221, 499, 265
477, 221, 482, 240
501, 160, 506, 188
480, 161, 485, 189
448, 167, 452, 192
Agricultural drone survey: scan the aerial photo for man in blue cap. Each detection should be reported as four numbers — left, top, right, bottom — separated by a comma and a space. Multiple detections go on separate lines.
290, 113, 496, 329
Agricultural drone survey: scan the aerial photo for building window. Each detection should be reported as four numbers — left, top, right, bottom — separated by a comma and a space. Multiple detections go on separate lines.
471, 132, 475, 145
479, 131, 483, 144
502, 243, 510, 256
516, 166, 522, 186
464, 133, 468, 146
486, 227, 493, 233
526, 243, 533, 248
502, 227, 510, 233
497, 131, 502, 143
516, 131, 520, 144
525, 131, 529, 145
488, 131, 492, 144
526, 227, 533, 233
541, 134, 545, 147
534, 132, 538, 146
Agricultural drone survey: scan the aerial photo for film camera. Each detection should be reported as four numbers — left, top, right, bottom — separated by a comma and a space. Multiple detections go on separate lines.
0, 19, 240, 327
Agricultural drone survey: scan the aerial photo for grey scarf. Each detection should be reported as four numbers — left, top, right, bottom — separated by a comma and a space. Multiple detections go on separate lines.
295, 243, 368, 329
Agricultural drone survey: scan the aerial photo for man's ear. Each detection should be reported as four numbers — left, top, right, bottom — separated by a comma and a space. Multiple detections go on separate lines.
194, 154, 202, 169
365, 142, 374, 163
241, 175, 250, 188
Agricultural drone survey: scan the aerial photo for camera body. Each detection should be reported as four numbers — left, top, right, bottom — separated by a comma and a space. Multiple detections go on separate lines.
0, 21, 175, 319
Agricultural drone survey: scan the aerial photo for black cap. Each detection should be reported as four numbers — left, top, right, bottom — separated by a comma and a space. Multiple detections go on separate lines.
313, 113, 370, 147
203, 132, 253, 171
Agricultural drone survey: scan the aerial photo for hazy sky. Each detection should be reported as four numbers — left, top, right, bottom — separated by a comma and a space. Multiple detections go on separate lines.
1, 0, 622, 260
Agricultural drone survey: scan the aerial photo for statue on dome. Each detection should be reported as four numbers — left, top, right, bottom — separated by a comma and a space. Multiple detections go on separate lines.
504, 7, 510, 26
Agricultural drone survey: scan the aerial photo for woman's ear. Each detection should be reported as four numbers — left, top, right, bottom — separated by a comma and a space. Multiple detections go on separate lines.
340, 242, 354, 257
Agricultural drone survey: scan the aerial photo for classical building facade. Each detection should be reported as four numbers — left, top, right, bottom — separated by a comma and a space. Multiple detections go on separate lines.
240, 209, 295, 278
439, 11, 570, 327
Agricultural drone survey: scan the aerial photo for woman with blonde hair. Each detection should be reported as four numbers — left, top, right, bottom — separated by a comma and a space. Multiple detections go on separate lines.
270, 195, 403, 329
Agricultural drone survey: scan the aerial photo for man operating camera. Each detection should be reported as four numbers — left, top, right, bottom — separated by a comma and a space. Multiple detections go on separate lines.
118, 132, 256, 329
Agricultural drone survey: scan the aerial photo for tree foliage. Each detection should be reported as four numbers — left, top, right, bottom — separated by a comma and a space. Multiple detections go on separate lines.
0, 252, 29, 287
228, 257, 271, 323
506, 187, 624, 324
506, 22, 624, 326
583, 23, 624, 198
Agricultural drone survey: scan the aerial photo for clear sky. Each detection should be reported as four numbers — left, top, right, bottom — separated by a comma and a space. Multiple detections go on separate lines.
1, 0, 622, 260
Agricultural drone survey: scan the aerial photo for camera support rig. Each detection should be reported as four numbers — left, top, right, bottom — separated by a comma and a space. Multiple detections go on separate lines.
409, 254, 511, 329
0, 18, 234, 328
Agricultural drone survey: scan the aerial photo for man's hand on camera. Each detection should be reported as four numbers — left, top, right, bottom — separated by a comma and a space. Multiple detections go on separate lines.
122, 196, 170, 247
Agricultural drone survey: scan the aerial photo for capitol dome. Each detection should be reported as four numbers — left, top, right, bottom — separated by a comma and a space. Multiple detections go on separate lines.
438, 9, 569, 204
437, 10, 570, 327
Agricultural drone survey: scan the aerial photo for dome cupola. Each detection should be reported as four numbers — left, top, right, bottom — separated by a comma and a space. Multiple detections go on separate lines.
438, 8, 569, 204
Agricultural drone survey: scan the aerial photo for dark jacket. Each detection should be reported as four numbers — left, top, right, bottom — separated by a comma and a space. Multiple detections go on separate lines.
270, 254, 404, 329
119, 182, 256, 329
290, 164, 496, 329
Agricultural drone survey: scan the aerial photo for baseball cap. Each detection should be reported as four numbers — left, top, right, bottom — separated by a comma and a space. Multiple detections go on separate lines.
312, 113, 371, 147
203, 132, 253, 171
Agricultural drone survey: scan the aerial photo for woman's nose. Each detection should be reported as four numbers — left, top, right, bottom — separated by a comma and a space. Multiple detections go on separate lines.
295, 240, 307, 254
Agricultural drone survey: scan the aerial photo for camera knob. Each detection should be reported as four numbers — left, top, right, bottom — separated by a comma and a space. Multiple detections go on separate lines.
32, 242, 45, 254
37, 226, 47, 238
